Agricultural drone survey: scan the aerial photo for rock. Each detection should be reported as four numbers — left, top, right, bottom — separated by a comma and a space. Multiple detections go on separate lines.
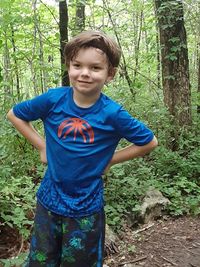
139, 186, 170, 224
123, 264, 137, 267
105, 224, 119, 255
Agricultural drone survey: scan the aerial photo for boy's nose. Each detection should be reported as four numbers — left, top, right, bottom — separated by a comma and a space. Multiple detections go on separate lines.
81, 68, 90, 76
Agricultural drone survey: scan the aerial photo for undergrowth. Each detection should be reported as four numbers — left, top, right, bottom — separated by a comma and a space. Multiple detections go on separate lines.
104, 121, 200, 230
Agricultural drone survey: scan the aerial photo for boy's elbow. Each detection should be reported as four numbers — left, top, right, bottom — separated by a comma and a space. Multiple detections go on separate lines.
7, 109, 14, 121
7, 109, 18, 124
151, 136, 158, 149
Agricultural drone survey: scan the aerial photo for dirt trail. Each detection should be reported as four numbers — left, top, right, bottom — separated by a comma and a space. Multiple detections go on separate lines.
105, 216, 200, 267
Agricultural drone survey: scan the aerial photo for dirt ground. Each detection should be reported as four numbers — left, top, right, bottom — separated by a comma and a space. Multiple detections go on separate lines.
105, 216, 200, 267
0, 216, 200, 267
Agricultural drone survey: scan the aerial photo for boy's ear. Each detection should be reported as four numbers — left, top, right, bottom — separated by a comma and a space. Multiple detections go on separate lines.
106, 67, 117, 83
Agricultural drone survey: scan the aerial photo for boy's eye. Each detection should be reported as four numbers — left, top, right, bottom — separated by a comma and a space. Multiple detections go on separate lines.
72, 63, 80, 68
92, 66, 101, 70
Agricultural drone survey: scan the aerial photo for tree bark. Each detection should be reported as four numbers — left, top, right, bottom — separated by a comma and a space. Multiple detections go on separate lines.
3, 31, 12, 100
155, 0, 192, 149
32, 0, 47, 93
132, 4, 144, 94
153, 3, 161, 90
75, 1, 85, 35
11, 25, 20, 100
37, 18, 46, 93
197, 47, 200, 113
103, 0, 135, 99
59, 0, 69, 86
32, 0, 38, 95
197, 2, 200, 114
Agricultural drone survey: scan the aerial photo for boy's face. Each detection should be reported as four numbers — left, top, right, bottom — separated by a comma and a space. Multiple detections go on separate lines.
68, 47, 115, 100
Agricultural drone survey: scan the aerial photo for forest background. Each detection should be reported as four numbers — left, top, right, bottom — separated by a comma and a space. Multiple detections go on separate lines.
0, 0, 200, 265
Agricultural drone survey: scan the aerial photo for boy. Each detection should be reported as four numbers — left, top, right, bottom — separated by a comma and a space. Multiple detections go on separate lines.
7, 30, 158, 267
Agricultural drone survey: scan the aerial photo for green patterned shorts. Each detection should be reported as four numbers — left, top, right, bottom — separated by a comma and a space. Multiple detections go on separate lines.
23, 202, 105, 267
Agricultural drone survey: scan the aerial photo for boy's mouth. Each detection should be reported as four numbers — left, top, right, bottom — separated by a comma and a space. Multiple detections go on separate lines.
78, 80, 92, 84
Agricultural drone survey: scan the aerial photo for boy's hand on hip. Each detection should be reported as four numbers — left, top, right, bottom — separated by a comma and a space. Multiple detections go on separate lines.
103, 162, 112, 174
39, 147, 47, 164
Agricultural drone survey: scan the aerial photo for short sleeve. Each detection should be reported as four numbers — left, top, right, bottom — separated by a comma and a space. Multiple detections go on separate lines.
13, 91, 50, 121
114, 107, 154, 146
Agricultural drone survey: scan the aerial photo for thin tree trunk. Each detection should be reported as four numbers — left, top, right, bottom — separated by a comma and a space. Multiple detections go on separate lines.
153, 3, 161, 90
156, 28, 161, 90
38, 20, 46, 93
103, 0, 135, 99
32, 0, 39, 95
75, 1, 85, 35
59, 0, 69, 86
197, 45, 200, 113
197, 2, 200, 114
34, 10, 47, 93
132, 3, 144, 90
3, 31, 12, 101
31, 0, 46, 94
11, 25, 20, 100
143, 13, 151, 91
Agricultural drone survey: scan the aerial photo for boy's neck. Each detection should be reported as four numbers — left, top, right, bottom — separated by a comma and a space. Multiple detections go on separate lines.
72, 89, 101, 108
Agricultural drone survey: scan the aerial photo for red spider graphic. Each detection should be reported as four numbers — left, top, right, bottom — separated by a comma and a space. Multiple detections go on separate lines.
58, 117, 94, 143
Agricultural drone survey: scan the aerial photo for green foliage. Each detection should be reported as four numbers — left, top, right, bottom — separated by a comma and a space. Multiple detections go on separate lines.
0, 109, 45, 239
104, 122, 200, 231
152, 127, 200, 216
0, 253, 28, 267
0, 0, 60, 94
104, 156, 156, 230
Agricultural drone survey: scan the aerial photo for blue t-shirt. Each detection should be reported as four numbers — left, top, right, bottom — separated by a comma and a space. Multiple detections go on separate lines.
13, 87, 154, 217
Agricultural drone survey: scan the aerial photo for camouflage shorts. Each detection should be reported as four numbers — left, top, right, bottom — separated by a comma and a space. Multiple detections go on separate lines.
23, 202, 105, 267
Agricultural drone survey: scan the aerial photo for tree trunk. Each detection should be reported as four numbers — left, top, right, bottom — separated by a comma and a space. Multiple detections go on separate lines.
74, 0, 85, 35
32, 0, 47, 94
38, 17, 46, 93
32, 0, 38, 96
132, 4, 144, 93
11, 25, 20, 100
103, 0, 135, 99
197, 2, 200, 114
3, 31, 12, 101
153, 3, 161, 90
59, 0, 69, 86
155, 0, 192, 149
198, 48, 200, 113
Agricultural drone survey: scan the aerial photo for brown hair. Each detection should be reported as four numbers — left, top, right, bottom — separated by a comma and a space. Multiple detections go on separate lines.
64, 30, 121, 70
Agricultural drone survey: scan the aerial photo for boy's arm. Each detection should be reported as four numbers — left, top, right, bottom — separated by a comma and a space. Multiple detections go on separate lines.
7, 109, 47, 163
104, 136, 158, 172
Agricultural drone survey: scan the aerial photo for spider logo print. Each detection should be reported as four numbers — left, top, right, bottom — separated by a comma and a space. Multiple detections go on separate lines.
58, 117, 94, 143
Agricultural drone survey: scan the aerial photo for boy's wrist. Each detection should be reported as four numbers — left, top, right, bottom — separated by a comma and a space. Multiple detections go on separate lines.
36, 141, 46, 152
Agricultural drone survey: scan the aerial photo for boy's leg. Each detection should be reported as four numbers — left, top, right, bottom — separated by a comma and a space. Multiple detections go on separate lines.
61, 209, 105, 267
24, 202, 62, 267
